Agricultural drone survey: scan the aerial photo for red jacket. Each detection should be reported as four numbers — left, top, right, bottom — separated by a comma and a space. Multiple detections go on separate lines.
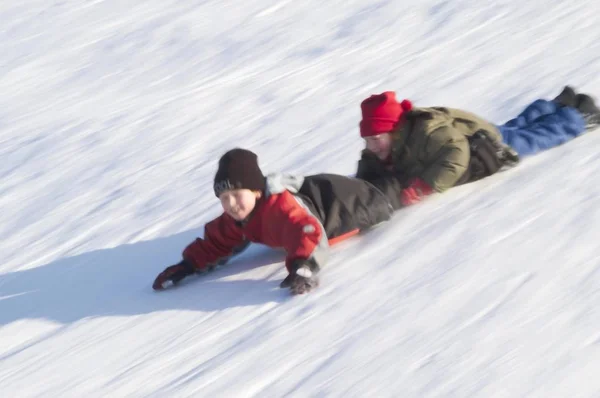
183, 189, 327, 273
183, 173, 392, 274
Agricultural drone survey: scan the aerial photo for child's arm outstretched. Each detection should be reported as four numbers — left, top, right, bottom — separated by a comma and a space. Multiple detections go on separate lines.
152, 214, 247, 290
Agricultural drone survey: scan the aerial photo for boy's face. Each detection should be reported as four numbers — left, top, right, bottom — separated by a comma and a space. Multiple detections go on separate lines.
219, 189, 261, 221
364, 133, 393, 160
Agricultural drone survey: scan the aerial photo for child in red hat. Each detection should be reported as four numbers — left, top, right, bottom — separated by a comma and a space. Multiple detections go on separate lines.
356, 87, 597, 208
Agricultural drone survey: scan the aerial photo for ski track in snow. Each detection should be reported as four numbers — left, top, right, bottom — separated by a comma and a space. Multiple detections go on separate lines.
2, 0, 600, 396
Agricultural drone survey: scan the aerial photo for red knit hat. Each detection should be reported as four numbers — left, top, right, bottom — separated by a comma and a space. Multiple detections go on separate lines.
359, 91, 413, 137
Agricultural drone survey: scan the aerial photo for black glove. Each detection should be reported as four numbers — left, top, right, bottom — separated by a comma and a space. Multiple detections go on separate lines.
289, 263, 320, 295
279, 273, 294, 288
280, 261, 320, 294
152, 259, 196, 290
290, 274, 319, 295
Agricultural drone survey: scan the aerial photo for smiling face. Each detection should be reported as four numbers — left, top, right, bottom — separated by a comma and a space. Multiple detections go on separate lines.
364, 133, 393, 160
219, 189, 262, 221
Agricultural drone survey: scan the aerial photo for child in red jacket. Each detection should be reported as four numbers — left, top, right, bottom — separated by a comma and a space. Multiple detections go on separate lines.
153, 148, 392, 295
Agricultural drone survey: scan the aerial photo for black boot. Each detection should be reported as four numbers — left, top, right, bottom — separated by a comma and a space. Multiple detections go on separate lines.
553, 85, 577, 108
575, 93, 600, 130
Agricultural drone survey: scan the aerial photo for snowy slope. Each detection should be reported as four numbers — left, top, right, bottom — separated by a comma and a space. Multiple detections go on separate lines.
2, 0, 600, 396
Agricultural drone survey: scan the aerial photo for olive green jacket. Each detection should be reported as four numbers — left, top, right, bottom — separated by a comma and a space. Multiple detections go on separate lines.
357, 107, 502, 202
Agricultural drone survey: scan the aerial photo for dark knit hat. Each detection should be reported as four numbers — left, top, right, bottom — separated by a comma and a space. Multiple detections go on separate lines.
213, 148, 266, 197
359, 91, 413, 137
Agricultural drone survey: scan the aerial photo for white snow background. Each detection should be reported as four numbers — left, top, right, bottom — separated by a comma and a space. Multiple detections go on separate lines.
1, 0, 600, 396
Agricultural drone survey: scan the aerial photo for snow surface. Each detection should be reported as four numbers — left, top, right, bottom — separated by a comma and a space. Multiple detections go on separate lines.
2, 0, 600, 396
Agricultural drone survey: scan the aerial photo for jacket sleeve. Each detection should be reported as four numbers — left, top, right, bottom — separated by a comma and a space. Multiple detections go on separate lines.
273, 193, 330, 273
356, 150, 404, 210
182, 214, 248, 270
420, 127, 470, 192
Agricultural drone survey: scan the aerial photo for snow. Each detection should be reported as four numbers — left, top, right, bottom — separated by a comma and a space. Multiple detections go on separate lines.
2, 0, 600, 396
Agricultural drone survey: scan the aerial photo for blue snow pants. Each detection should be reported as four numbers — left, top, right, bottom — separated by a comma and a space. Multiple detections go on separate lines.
497, 99, 586, 157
